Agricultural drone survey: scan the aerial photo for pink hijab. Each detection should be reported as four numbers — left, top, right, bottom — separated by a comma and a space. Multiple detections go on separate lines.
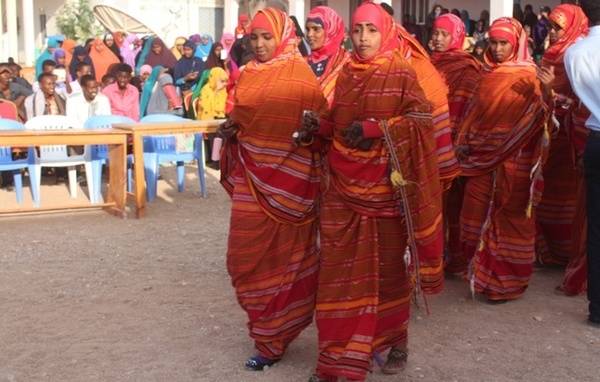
220, 33, 235, 54
433, 13, 466, 51
307, 6, 346, 63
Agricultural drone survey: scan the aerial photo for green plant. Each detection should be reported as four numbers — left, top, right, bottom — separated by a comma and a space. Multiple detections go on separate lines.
55, 0, 103, 42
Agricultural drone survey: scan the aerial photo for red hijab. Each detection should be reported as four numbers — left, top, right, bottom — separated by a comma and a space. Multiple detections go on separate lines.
351, 1, 400, 62
486, 17, 533, 67
433, 13, 466, 51
544, 4, 588, 65
307, 6, 345, 63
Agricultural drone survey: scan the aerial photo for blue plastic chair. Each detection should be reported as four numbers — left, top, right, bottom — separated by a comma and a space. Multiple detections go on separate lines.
140, 114, 206, 201
84, 115, 136, 203
0, 119, 38, 205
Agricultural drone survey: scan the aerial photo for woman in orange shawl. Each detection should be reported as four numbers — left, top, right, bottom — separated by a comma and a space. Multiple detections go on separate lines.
431, 13, 483, 276
218, 8, 327, 371
308, 3, 442, 380
536, 5, 590, 295
89, 38, 120, 82
457, 18, 550, 302
305, 6, 350, 106
395, 23, 457, 294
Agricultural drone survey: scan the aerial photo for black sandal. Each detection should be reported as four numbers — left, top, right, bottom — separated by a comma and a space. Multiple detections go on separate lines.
381, 347, 408, 375
245, 355, 278, 371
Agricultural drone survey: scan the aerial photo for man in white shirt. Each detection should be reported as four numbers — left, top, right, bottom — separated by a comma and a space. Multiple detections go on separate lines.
564, 0, 600, 326
67, 62, 92, 96
66, 74, 111, 126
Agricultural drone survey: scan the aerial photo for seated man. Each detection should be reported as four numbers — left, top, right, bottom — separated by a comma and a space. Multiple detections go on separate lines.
9, 63, 32, 91
32, 60, 58, 93
0, 62, 32, 121
102, 64, 139, 121
24, 72, 66, 120
66, 74, 111, 126
67, 62, 93, 95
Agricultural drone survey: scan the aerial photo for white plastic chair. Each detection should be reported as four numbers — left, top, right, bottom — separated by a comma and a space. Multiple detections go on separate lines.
24, 115, 95, 205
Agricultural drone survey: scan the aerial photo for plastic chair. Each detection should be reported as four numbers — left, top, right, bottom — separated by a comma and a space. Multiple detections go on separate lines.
84, 115, 136, 203
140, 113, 206, 201
0, 119, 38, 205
24, 115, 94, 206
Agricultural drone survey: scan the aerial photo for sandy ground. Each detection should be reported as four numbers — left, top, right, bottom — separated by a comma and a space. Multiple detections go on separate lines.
1, 165, 599, 382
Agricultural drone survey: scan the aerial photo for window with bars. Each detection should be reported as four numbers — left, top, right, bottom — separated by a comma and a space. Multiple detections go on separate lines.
402, 0, 430, 24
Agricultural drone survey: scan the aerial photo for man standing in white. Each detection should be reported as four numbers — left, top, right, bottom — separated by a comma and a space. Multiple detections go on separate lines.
564, 0, 600, 327
66, 74, 111, 126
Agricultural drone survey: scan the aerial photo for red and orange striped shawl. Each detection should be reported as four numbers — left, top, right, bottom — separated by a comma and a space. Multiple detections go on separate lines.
431, 50, 482, 134
223, 41, 327, 225
317, 47, 350, 107
456, 64, 549, 177
328, 49, 443, 250
397, 25, 459, 189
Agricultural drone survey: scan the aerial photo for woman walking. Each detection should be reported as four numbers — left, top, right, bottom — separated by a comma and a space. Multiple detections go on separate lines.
219, 7, 327, 371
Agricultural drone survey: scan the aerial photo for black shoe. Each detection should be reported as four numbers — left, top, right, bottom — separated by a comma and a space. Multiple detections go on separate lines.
589, 315, 600, 327
245, 355, 278, 371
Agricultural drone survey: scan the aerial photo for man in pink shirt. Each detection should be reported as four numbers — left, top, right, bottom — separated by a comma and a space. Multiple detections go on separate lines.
102, 64, 140, 121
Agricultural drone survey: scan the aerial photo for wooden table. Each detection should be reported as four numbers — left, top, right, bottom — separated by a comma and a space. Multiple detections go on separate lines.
113, 120, 222, 218
0, 129, 129, 217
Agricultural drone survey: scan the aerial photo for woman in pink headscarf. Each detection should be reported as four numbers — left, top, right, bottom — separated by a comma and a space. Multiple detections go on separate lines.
120, 34, 142, 68
309, 2, 442, 380
220, 32, 235, 56
305, 6, 350, 106
430, 13, 483, 276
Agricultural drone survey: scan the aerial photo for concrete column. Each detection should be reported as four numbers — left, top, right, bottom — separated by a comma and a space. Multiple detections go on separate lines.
6, 0, 18, 61
489, 0, 513, 24
22, 0, 36, 66
224, 0, 240, 33
290, 0, 305, 26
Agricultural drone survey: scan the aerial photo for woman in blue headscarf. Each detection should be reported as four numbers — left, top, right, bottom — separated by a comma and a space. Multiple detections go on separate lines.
35, 36, 61, 78
194, 34, 213, 61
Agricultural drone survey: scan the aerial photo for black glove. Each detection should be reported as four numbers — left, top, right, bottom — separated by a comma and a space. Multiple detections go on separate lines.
293, 110, 320, 146
342, 121, 373, 150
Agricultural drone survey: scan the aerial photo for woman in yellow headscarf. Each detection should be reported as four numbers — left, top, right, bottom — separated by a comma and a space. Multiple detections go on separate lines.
171, 36, 187, 60
197, 67, 229, 120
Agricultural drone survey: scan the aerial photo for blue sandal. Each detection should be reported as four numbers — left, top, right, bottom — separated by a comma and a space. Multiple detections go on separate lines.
245, 355, 278, 371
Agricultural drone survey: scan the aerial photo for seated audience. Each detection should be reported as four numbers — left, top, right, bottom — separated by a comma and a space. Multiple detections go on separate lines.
102, 64, 140, 121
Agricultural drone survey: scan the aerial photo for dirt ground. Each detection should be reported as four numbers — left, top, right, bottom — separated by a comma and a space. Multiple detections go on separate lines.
1, 165, 599, 382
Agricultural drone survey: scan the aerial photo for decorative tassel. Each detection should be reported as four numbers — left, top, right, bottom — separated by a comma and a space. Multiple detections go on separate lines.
391, 170, 407, 188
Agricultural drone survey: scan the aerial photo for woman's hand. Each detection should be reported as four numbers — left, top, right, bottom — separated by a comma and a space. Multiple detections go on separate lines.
293, 110, 320, 146
537, 65, 555, 102
217, 119, 239, 140
455, 145, 470, 161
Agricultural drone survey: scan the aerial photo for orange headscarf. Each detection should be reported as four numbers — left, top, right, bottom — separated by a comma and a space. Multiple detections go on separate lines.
544, 4, 588, 65
89, 38, 120, 82
61, 39, 77, 75
486, 17, 533, 67
249, 8, 297, 58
